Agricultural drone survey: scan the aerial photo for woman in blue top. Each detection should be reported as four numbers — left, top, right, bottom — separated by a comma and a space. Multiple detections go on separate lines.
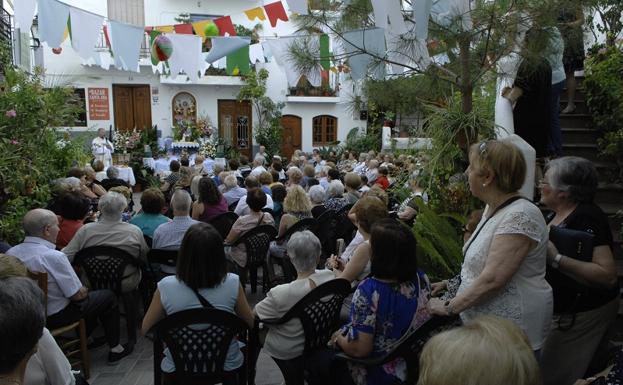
141, 222, 254, 384
129, 188, 170, 238
328, 218, 431, 385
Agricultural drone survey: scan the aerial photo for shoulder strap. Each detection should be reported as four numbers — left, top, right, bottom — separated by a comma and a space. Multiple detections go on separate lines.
256, 212, 265, 226
191, 288, 215, 309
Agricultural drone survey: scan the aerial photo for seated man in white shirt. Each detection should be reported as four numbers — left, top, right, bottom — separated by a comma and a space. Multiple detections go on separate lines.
250, 157, 267, 178
234, 176, 274, 216
152, 190, 199, 250
7, 208, 133, 364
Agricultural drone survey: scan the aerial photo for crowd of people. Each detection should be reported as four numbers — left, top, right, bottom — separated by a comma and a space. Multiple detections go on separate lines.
0, 138, 620, 385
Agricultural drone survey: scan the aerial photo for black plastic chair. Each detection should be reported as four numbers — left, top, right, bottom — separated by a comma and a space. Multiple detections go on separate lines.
147, 249, 178, 272
333, 204, 356, 247
268, 218, 319, 286
333, 315, 460, 384
73, 246, 143, 343
236, 176, 245, 188
152, 308, 251, 385
228, 200, 240, 212
208, 212, 239, 240
144, 235, 153, 248
260, 278, 352, 385
230, 224, 278, 293
312, 209, 339, 260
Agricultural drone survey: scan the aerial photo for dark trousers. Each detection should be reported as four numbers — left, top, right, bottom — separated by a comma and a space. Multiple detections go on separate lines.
305, 349, 354, 385
47, 289, 120, 348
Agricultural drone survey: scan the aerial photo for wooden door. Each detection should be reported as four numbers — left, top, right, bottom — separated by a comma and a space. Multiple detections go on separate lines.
218, 100, 252, 157
113, 85, 152, 131
281, 115, 302, 161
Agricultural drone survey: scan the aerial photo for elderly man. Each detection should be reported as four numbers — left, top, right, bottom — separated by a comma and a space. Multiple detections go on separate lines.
255, 145, 267, 161
62, 192, 148, 293
251, 157, 267, 178
92, 128, 114, 168
152, 190, 198, 250
222, 175, 248, 206
101, 166, 129, 191
7, 209, 132, 364
234, 176, 274, 216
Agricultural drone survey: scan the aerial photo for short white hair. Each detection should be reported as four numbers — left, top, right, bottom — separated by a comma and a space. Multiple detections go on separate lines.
106, 167, 119, 179
23, 209, 57, 237
287, 231, 321, 272
98, 192, 127, 218
308, 185, 326, 204
171, 189, 192, 214
326, 180, 344, 198
223, 175, 239, 190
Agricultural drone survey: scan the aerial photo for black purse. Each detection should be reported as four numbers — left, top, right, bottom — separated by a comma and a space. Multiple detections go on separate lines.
549, 226, 594, 262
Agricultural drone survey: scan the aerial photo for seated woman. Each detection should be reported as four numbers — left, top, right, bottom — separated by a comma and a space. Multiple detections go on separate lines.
309, 185, 327, 218
93, 159, 107, 182
84, 166, 107, 197
324, 180, 347, 211
55, 191, 91, 249
324, 219, 431, 385
224, 189, 275, 270
255, 231, 335, 385
259, 172, 273, 196
343, 172, 362, 205
192, 177, 228, 223
130, 188, 170, 238
67, 167, 99, 199
328, 197, 388, 283
141, 223, 254, 384
418, 316, 540, 385
101, 167, 129, 191
269, 185, 313, 259
270, 184, 287, 228
397, 169, 429, 224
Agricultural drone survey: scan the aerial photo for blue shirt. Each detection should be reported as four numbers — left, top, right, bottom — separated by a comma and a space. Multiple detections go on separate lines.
152, 216, 199, 250
130, 213, 170, 238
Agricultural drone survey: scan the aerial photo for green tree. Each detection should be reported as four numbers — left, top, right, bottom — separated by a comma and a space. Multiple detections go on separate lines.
237, 68, 285, 159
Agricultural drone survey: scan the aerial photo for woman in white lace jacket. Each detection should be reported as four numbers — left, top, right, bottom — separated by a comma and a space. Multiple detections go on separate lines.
428, 140, 553, 353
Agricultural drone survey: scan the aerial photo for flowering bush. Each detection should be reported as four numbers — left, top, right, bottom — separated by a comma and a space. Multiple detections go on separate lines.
113, 129, 142, 152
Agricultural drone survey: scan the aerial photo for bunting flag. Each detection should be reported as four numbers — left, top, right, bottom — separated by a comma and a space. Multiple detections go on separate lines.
102, 25, 112, 49
192, 20, 212, 38
69, 7, 104, 59
227, 45, 251, 75
109, 21, 144, 72
174, 23, 194, 34
37, 0, 70, 48
204, 37, 250, 63
370, 0, 388, 29
249, 43, 265, 64
244, 7, 266, 22
265, 39, 300, 87
213, 16, 237, 36
320, 34, 330, 70
286, 0, 308, 15
431, 0, 472, 31
166, 34, 203, 82
342, 28, 386, 80
386, 0, 407, 35
15, 0, 37, 32
414, 0, 433, 40
155, 25, 175, 33
264, 1, 289, 28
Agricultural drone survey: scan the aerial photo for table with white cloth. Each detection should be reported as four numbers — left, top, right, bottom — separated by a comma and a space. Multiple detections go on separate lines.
114, 165, 136, 186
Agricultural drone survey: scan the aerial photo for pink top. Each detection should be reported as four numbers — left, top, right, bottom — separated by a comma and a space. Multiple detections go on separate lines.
198, 196, 229, 223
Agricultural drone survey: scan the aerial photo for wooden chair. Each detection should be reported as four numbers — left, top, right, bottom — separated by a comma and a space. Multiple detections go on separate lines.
152, 308, 251, 385
27, 270, 90, 379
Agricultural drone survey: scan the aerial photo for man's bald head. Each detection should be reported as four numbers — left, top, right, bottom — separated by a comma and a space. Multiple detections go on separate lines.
23, 209, 57, 237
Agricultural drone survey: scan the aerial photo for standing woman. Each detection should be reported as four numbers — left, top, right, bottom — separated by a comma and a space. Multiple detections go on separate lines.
428, 140, 553, 353
539, 157, 618, 385
558, 4, 585, 114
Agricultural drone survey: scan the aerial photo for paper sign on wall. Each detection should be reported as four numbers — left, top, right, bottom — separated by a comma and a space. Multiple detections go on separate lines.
88, 87, 110, 120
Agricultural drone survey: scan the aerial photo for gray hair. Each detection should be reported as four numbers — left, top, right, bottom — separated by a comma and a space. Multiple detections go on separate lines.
190, 175, 202, 198
98, 191, 127, 219
106, 166, 119, 179
0, 277, 45, 373
223, 175, 239, 190
326, 180, 345, 198
23, 208, 57, 237
54, 177, 82, 194
255, 156, 266, 166
287, 230, 321, 272
546, 156, 598, 203
171, 189, 192, 214
308, 185, 326, 204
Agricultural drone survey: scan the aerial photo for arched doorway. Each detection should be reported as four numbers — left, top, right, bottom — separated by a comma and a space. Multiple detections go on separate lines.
281, 115, 302, 161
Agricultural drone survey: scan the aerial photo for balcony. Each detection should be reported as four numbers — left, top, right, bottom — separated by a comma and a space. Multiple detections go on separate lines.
94, 30, 151, 58
0, 8, 11, 44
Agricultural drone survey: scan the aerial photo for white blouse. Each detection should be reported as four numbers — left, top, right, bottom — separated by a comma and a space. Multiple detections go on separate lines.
458, 198, 553, 349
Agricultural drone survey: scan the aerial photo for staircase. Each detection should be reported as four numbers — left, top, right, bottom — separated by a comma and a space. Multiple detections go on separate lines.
560, 76, 623, 261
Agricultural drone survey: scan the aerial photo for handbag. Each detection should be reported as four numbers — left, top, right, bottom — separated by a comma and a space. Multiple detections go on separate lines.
549, 226, 594, 262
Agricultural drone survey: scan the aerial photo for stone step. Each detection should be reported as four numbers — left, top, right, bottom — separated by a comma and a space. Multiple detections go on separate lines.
562, 143, 600, 161
559, 99, 589, 114
561, 127, 599, 145
596, 183, 623, 206
560, 113, 592, 129
562, 87, 586, 102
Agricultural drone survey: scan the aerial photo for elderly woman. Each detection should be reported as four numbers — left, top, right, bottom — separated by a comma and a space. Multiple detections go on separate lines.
130, 188, 170, 238
539, 157, 618, 385
325, 180, 347, 211
84, 166, 107, 197
192, 177, 228, 223
101, 167, 129, 191
224, 189, 275, 270
309, 185, 327, 218
93, 160, 107, 181
222, 175, 248, 206
142, 223, 254, 384
323, 219, 431, 385
255, 231, 335, 385
67, 167, 99, 199
343, 172, 362, 205
269, 185, 313, 259
0, 277, 46, 385
418, 316, 541, 385
397, 169, 429, 224
55, 191, 91, 249
428, 140, 552, 353
287, 167, 304, 188
62, 192, 149, 292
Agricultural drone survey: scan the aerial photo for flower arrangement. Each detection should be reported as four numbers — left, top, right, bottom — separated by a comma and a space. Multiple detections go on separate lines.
113, 129, 141, 152
197, 114, 214, 138
199, 138, 217, 158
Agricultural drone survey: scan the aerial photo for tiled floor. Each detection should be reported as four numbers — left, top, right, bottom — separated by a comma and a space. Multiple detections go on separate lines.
86, 285, 284, 385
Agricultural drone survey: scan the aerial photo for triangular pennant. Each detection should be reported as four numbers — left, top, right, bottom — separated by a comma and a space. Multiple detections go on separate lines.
109, 20, 144, 72
155, 25, 175, 33
226, 45, 250, 76
320, 34, 330, 70
69, 7, 104, 59
244, 7, 266, 22
264, 1, 289, 28
103, 25, 112, 49
192, 20, 211, 38
414, 0, 433, 40
64, 16, 71, 41
166, 33, 203, 82
174, 23, 194, 34
204, 37, 250, 63
15, 0, 37, 32
342, 28, 386, 80
249, 43, 265, 64
213, 16, 236, 36
37, 0, 70, 48
285, 0, 308, 15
